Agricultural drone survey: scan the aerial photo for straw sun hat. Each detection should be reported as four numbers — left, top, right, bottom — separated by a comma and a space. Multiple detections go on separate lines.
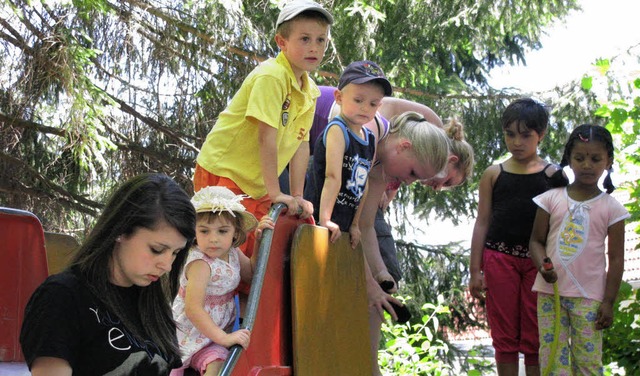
191, 186, 258, 232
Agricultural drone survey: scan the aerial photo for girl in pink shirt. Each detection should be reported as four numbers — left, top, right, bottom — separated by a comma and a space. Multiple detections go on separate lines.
530, 124, 629, 374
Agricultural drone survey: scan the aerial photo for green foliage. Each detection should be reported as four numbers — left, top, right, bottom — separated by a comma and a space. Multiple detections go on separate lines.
379, 296, 453, 375
584, 56, 640, 374
588, 50, 640, 226
390, 238, 493, 372
602, 282, 640, 375
395, 239, 482, 331
379, 295, 494, 375
464, 347, 494, 375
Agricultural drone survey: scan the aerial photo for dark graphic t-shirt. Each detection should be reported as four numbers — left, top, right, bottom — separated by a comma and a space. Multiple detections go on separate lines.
20, 269, 180, 375
306, 116, 376, 231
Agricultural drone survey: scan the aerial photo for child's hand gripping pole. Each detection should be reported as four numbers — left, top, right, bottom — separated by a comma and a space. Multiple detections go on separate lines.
542, 257, 560, 376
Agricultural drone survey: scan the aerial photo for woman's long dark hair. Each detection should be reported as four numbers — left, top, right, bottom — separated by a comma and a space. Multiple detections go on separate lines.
69, 173, 195, 360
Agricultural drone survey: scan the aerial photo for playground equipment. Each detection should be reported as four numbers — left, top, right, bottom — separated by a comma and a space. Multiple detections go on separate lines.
0, 204, 372, 375
0, 207, 48, 364
220, 203, 371, 375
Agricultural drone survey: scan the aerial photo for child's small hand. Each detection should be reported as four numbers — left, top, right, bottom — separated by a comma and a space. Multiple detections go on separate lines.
222, 329, 251, 349
366, 282, 402, 321
539, 267, 558, 284
321, 220, 341, 243
595, 301, 614, 330
294, 195, 313, 219
349, 224, 361, 249
255, 216, 275, 240
468, 272, 485, 301
274, 194, 298, 216
275, 194, 312, 219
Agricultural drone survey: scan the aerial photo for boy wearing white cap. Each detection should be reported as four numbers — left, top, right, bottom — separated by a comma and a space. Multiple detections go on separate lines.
194, 1, 333, 270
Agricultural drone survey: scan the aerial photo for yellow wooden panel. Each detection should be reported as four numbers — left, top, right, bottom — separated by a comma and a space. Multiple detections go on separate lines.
290, 224, 371, 376
44, 232, 78, 275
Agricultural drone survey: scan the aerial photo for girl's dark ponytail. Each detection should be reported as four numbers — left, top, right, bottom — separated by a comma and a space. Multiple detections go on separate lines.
603, 168, 615, 194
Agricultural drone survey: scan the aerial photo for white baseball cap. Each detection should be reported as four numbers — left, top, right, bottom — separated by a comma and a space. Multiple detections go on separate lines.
275, 0, 333, 29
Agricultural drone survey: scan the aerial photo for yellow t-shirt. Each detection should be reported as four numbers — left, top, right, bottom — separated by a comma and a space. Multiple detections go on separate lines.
196, 52, 320, 198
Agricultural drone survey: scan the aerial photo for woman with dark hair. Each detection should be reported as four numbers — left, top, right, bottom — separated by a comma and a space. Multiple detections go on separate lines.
20, 173, 196, 375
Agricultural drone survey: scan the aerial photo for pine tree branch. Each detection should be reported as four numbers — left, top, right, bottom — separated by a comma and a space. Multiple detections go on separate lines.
0, 151, 101, 215
0, 112, 66, 137
105, 93, 200, 153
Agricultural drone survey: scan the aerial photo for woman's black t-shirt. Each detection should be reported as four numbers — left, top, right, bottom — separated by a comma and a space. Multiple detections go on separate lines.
20, 268, 180, 375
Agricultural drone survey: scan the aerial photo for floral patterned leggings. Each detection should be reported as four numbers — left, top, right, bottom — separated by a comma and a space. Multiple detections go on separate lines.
537, 293, 603, 376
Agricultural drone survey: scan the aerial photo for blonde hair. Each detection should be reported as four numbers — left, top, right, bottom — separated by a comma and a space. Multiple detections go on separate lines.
443, 119, 474, 184
389, 111, 450, 176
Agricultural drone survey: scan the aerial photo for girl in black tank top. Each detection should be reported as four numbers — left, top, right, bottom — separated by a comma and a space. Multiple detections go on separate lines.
468, 98, 567, 374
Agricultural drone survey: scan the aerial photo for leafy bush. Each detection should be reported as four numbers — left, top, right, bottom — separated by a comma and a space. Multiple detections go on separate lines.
603, 281, 640, 375
379, 296, 452, 375
378, 295, 492, 375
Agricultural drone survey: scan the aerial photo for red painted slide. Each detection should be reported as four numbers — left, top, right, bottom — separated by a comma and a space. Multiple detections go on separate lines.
0, 208, 48, 363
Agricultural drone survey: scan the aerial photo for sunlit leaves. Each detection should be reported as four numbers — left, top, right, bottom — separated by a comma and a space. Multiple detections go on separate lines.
595, 57, 611, 75
584, 47, 640, 261
379, 297, 453, 375
581, 75, 593, 91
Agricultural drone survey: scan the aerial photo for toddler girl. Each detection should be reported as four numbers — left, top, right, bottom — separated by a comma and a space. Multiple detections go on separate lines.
171, 186, 272, 375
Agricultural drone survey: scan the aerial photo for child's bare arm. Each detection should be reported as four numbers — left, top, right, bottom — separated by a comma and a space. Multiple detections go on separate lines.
353, 170, 403, 318
258, 122, 298, 212
378, 186, 397, 211
187, 260, 252, 348
319, 125, 346, 242
184, 260, 230, 344
529, 208, 556, 283
289, 141, 313, 218
379, 97, 443, 128
596, 220, 626, 330
359, 170, 397, 293
349, 180, 369, 249
258, 122, 284, 200
469, 166, 497, 300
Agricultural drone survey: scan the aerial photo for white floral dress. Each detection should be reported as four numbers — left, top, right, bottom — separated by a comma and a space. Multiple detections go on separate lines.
172, 247, 241, 365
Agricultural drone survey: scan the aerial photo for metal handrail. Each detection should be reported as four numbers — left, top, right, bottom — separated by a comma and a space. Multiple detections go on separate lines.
218, 203, 287, 376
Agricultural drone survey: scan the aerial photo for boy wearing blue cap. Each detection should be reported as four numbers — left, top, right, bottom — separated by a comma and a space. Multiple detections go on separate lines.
305, 60, 392, 245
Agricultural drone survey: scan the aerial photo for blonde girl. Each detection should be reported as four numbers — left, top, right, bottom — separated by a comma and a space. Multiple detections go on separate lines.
357, 111, 451, 375
373, 118, 475, 287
